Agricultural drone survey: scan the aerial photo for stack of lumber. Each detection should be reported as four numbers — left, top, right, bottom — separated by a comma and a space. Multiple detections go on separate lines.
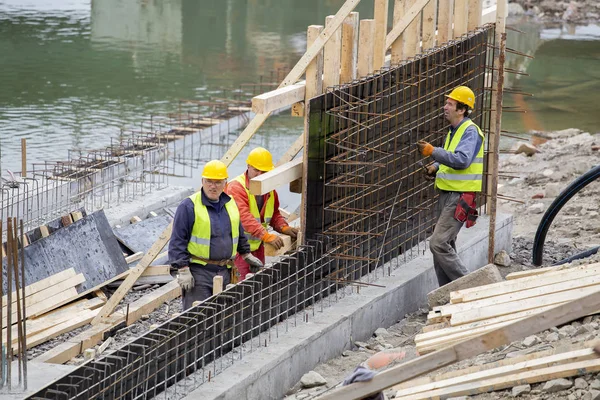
415, 262, 600, 355
2, 268, 106, 351
394, 341, 600, 399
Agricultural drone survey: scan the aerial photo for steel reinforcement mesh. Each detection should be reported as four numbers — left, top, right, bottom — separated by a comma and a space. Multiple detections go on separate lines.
29, 26, 495, 400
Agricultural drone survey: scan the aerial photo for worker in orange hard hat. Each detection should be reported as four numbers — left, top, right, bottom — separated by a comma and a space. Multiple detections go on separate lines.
416, 86, 484, 287
169, 160, 263, 309
226, 147, 299, 280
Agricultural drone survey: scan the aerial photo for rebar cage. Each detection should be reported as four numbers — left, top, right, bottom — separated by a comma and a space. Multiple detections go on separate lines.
29, 26, 496, 400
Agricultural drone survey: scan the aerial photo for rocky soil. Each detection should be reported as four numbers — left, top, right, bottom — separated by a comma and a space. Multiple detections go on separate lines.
508, 0, 600, 23
284, 129, 600, 400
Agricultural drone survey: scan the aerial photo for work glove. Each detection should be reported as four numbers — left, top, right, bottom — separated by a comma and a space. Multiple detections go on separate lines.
242, 253, 264, 273
425, 164, 438, 181
177, 266, 194, 292
262, 232, 285, 250
417, 140, 434, 157
281, 225, 299, 239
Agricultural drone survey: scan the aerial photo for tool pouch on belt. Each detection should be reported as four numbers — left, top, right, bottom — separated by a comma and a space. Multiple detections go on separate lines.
454, 192, 478, 228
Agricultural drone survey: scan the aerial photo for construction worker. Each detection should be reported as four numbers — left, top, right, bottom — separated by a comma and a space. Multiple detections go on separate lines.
226, 147, 299, 280
417, 86, 484, 286
169, 160, 264, 309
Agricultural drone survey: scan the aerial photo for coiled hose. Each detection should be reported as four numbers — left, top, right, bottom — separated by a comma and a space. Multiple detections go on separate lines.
532, 165, 600, 266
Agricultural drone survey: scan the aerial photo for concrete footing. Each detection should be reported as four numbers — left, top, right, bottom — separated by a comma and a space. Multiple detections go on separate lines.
184, 213, 513, 400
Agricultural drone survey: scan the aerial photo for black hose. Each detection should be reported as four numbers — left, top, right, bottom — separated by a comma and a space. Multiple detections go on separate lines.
553, 246, 600, 266
532, 165, 600, 266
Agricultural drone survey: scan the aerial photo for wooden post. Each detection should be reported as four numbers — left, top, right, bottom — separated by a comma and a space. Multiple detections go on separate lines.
421, 0, 437, 51
212, 275, 223, 296
340, 12, 359, 83
305, 25, 324, 104
487, 0, 507, 264
390, 0, 404, 64
21, 139, 26, 178
357, 19, 375, 77
437, 0, 454, 44
402, 0, 421, 58
468, 0, 483, 30
323, 16, 342, 90
453, 0, 469, 37
373, 0, 389, 71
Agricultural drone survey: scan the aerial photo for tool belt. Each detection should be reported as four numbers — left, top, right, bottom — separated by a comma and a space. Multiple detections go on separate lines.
191, 256, 235, 268
454, 192, 478, 229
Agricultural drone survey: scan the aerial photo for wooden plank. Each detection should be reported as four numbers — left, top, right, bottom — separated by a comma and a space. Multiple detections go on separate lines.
422, 321, 450, 333
451, 285, 600, 326
417, 320, 516, 353
396, 348, 599, 398
141, 265, 171, 277
437, 0, 454, 43
306, 25, 324, 100
251, 82, 306, 114
421, 0, 437, 51
385, 0, 429, 53
264, 234, 294, 257
125, 280, 181, 325
390, 0, 404, 64
453, 0, 468, 37
323, 16, 342, 89
451, 263, 600, 303
506, 265, 569, 280
401, 0, 420, 58
467, 0, 483, 30
373, 0, 389, 71
357, 19, 375, 77
340, 12, 359, 83
1, 268, 76, 306
317, 287, 600, 400
249, 158, 303, 195
397, 358, 600, 400
3, 288, 79, 328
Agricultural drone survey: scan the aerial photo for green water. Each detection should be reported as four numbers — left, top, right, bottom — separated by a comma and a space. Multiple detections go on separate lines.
0, 1, 598, 192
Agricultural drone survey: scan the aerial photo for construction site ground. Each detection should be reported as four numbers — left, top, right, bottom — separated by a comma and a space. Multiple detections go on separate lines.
282, 129, 600, 400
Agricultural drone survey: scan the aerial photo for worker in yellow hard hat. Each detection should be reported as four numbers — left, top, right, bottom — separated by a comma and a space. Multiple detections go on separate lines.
169, 160, 263, 308
226, 147, 299, 280
416, 85, 484, 286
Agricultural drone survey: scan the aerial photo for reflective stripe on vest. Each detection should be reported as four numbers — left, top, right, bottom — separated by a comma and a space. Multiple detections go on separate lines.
233, 174, 275, 251
435, 120, 485, 192
187, 191, 240, 266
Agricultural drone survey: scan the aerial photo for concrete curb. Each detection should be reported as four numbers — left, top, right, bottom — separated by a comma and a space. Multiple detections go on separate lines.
185, 213, 513, 400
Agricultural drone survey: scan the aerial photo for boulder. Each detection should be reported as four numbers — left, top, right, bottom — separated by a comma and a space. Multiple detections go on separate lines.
494, 250, 512, 267
512, 384, 531, 397
584, 390, 600, 400
575, 378, 589, 389
522, 335, 540, 347
300, 371, 327, 388
374, 328, 389, 337
427, 264, 503, 308
514, 142, 539, 156
528, 203, 546, 214
542, 378, 573, 393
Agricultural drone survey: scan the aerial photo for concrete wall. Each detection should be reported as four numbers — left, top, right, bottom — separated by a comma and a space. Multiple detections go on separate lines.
184, 213, 513, 400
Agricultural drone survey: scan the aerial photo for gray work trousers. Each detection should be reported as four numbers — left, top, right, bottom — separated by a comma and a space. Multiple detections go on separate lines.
430, 191, 469, 286
182, 264, 231, 310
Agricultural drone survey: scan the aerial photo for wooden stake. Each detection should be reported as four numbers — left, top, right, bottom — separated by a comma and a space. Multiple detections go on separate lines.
437, 0, 454, 44
421, 0, 437, 51
340, 12, 359, 83
21, 138, 27, 178
468, 0, 483, 30
390, 0, 405, 64
386, 0, 430, 58
212, 276, 223, 296
401, 0, 421, 58
373, 0, 389, 71
306, 25, 324, 101
323, 16, 342, 89
453, 0, 469, 37
357, 19, 375, 77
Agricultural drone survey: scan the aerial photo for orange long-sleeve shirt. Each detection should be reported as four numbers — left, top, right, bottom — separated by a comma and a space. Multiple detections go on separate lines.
226, 172, 288, 240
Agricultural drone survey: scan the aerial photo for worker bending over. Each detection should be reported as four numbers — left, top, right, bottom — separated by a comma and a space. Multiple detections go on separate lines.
227, 147, 299, 280
417, 86, 484, 286
169, 160, 263, 309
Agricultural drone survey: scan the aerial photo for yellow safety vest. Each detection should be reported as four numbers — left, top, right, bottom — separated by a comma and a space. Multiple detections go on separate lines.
187, 191, 240, 266
233, 174, 275, 251
435, 120, 485, 192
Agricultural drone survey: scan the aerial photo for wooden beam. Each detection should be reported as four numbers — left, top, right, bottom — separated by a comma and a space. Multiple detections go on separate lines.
249, 158, 303, 195
401, 0, 421, 58
468, 0, 483, 30
317, 286, 600, 400
437, 0, 454, 44
1, 268, 76, 306
276, 135, 305, 167
373, 0, 389, 71
306, 25, 325, 101
141, 265, 171, 277
125, 251, 144, 264
357, 19, 375, 77
421, 0, 437, 51
61, 214, 73, 227
251, 82, 306, 114
125, 280, 181, 325
323, 16, 342, 89
506, 265, 564, 280
385, 0, 429, 52
453, 0, 469, 37
390, 0, 404, 64
340, 12, 359, 83
3, 288, 79, 328
264, 234, 294, 257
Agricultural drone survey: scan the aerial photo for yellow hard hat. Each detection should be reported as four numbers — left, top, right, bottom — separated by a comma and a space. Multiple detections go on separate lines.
246, 147, 274, 172
445, 86, 475, 109
202, 160, 228, 180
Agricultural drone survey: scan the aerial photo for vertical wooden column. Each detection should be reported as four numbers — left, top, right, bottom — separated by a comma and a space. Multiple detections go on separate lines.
340, 12, 360, 83
437, 0, 454, 44
323, 16, 342, 90
390, 0, 404, 64
373, 0, 389, 70
421, 0, 437, 51
487, 0, 507, 263
402, 0, 421, 58
453, 0, 469, 37
468, 0, 483, 30
357, 19, 375, 77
